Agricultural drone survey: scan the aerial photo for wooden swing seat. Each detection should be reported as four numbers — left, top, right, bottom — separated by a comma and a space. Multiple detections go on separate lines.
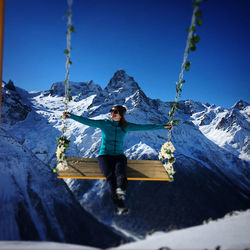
57, 157, 170, 181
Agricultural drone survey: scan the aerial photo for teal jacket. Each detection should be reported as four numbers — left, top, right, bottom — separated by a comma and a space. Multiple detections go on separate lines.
68, 114, 167, 156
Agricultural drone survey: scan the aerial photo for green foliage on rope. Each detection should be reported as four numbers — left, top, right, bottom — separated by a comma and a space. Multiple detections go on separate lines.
167, 0, 205, 131
160, 0, 206, 181
54, 0, 75, 173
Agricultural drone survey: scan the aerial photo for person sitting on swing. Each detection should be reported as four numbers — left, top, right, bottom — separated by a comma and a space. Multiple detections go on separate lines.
63, 105, 172, 215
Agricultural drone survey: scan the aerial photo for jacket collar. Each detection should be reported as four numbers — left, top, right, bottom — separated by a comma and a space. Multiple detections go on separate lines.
108, 119, 120, 126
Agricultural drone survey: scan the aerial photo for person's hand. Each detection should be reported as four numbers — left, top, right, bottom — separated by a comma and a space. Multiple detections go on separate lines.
164, 124, 173, 131
63, 112, 71, 119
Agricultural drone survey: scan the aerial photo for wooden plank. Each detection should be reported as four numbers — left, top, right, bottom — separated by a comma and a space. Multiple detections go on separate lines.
67, 158, 164, 167
59, 167, 167, 175
67, 157, 162, 164
64, 164, 165, 173
58, 169, 167, 177
67, 159, 166, 174
57, 157, 170, 181
58, 176, 170, 181
59, 171, 167, 179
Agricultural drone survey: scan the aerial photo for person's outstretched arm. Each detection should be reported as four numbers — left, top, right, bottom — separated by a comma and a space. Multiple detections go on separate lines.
63, 112, 105, 128
126, 122, 172, 132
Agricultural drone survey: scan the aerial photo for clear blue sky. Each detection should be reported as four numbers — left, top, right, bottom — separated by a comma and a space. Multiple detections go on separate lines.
3, 0, 250, 108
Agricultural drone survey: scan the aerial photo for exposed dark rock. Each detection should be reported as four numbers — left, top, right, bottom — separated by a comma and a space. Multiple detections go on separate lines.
5, 80, 16, 91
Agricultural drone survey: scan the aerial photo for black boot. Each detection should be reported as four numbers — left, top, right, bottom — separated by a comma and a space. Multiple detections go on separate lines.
115, 206, 129, 215
116, 177, 127, 200
111, 191, 129, 215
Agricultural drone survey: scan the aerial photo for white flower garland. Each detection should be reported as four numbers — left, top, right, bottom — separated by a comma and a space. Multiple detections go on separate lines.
54, 136, 70, 172
158, 141, 176, 181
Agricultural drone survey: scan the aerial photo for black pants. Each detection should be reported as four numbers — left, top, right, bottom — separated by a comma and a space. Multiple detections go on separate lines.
98, 154, 128, 206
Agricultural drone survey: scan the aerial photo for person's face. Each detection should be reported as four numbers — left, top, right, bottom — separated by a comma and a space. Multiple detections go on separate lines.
110, 108, 122, 121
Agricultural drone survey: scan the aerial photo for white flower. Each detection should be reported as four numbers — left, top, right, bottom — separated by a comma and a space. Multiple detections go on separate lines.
56, 161, 69, 171
56, 145, 66, 161
158, 152, 164, 160
159, 141, 175, 160
55, 136, 71, 173
162, 141, 175, 152
163, 162, 175, 177
159, 140, 176, 180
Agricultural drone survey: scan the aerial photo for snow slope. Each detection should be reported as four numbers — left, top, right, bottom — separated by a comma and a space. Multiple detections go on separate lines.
0, 241, 98, 250
113, 209, 250, 250
0, 209, 249, 250
0, 127, 124, 247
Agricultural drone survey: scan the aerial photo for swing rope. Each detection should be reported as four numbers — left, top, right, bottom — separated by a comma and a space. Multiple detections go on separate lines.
168, 2, 202, 141
160, 0, 204, 181
178, 6, 200, 92
54, 0, 74, 173
62, 0, 73, 137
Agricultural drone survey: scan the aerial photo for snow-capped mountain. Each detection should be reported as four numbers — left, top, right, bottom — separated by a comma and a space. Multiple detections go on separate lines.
0, 80, 127, 247
0, 127, 124, 247
1, 70, 249, 244
192, 100, 250, 161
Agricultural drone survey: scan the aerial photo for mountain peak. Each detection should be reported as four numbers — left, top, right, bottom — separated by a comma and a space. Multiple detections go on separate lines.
232, 100, 249, 110
5, 80, 16, 91
113, 69, 130, 80
114, 69, 127, 78
104, 69, 140, 92
50, 80, 102, 97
